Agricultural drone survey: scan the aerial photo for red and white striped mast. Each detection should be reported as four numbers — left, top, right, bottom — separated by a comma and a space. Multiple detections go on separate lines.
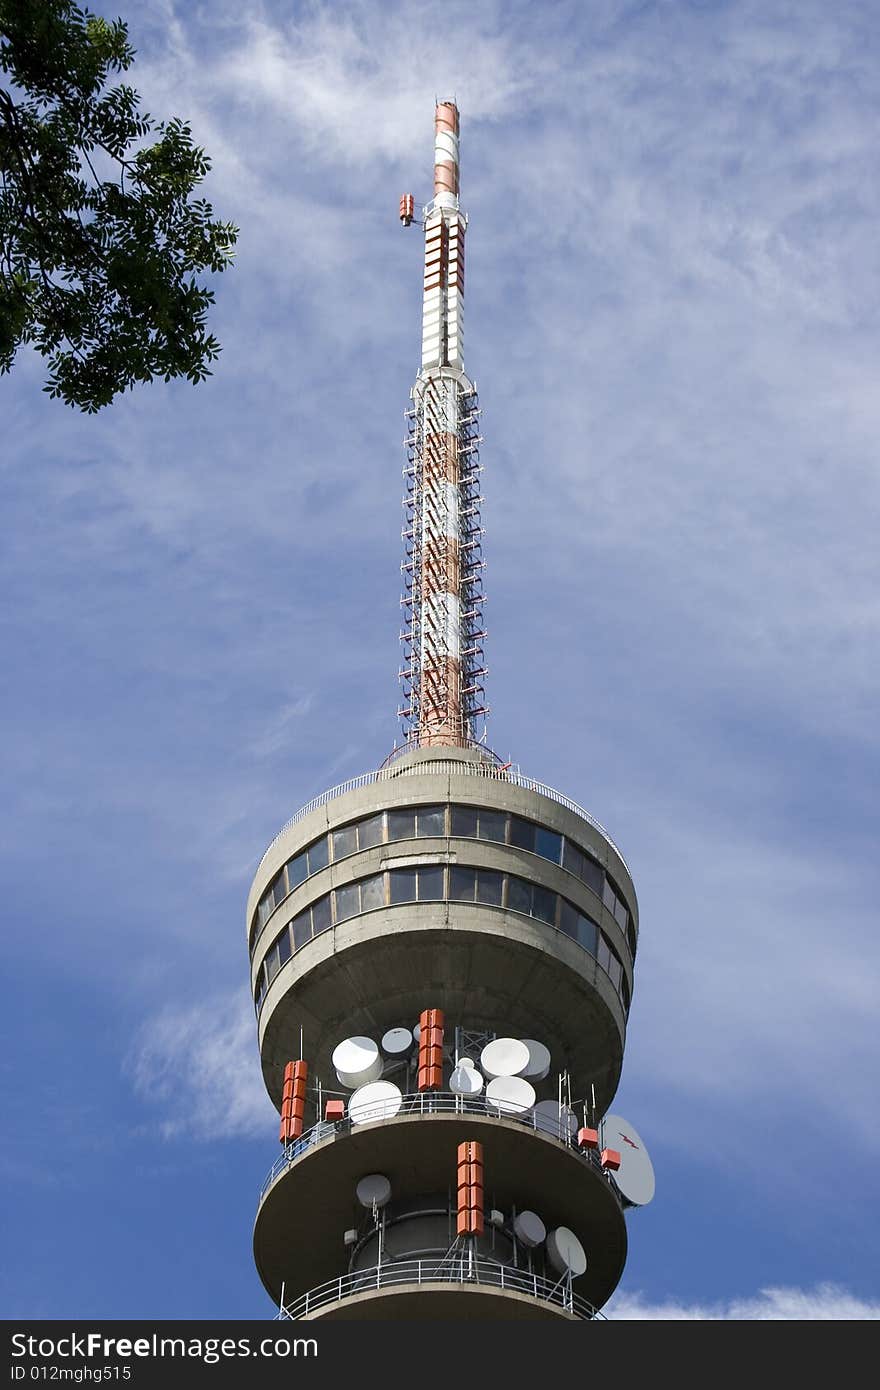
399, 102, 487, 749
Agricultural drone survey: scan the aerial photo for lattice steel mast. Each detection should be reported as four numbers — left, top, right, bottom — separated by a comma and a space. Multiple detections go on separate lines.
398, 102, 487, 748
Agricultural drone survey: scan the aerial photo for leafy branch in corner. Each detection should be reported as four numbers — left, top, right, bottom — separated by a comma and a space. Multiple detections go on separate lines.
0, 0, 238, 411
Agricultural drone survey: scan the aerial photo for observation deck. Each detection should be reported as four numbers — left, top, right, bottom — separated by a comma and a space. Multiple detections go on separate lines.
247, 746, 638, 1119
253, 1096, 627, 1317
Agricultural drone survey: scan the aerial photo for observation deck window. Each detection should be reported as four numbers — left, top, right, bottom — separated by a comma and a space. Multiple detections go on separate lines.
251, 800, 636, 964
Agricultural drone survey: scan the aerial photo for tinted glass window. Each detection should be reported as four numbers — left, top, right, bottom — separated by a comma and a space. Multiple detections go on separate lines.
598, 936, 621, 989
451, 806, 478, 837
287, 853, 307, 891
335, 883, 360, 922
614, 896, 628, 929
627, 922, 637, 957
476, 869, 503, 905
266, 947, 280, 984
509, 817, 536, 852
390, 869, 417, 903
535, 828, 562, 864
562, 840, 584, 880
308, 837, 329, 874
312, 894, 332, 935
418, 805, 446, 837
257, 976, 267, 1009
360, 874, 385, 911
621, 974, 631, 1010
508, 876, 532, 915
388, 809, 416, 841
478, 810, 506, 842
602, 879, 616, 914
292, 911, 312, 951
449, 866, 477, 901
257, 893, 273, 929
278, 930, 292, 967
580, 856, 604, 897
577, 915, 598, 954
332, 825, 357, 860
272, 870, 288, 908
558, 899, 578, 939
418, 866, 445, 900
358, 814, 384, 849
532, 885, 557, 925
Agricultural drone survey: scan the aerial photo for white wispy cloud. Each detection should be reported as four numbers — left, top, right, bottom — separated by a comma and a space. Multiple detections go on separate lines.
128, 990, 275, 1140
607, 1283, 880, 1320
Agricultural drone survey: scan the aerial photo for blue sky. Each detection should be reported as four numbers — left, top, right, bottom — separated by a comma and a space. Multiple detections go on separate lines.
2, 0, 879, 1320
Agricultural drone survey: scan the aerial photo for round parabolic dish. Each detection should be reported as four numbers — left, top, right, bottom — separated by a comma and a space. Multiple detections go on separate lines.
485, 1075, 536, 1116
456, 1056, 476, 1070
513, 1210, 546, 1248
547, 1226, 587, 1278
412, 1023, 421, 1042
349, 1081, 403, 1126
600, 1113, 656, 1207
480, 1038, 530, 1080
449, 1065, 484, 1097
520, 1040, 551, 1081
355, 1173, 392, 1209
532, 1100, 577, 1139
381, 1027, 412, 1057
332, 1036, 383, 1090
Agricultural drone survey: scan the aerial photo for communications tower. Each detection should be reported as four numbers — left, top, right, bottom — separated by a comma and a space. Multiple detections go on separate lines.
248, 102, 654, 1321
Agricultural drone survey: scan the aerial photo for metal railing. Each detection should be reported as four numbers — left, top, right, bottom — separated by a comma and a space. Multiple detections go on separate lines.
276, 1256, 606, 1321
259, 1090, 621, 1205
256, 760, 630, 877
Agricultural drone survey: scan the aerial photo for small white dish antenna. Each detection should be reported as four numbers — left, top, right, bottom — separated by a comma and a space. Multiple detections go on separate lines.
356, 1173, 392, 1209
381, 1027, 413, 1057
349, 1080, 403, 1125
513, 1210, 546, 1248
332, 1036, 383, 1090
485, 1075, 536, 1115
449, 1064, 484, 1097
480, 1037, 530, 1080
547, 1226, 587, 1278
519, 1040, 551, 1080
532, 1100, 577, 1139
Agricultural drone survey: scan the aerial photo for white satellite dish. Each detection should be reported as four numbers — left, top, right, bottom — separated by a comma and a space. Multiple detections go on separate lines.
480, 1037, 530, 1080
412, 1022, 421, 1042
349, 1081, 403, 1125
381, 1027, 413, 1058
356, 1174, 392, 1209
519, 1040, 551, 1081
456, 1056, 476, 1070
513, 1210, 546, 1248
532, 1100, 577, 1139
485, 1075, 536, 1116
449, 1064, 484, 1097
547, 1226, 587, 1278
332, 1036, 383, 1090
599, 1113, 656, 1207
